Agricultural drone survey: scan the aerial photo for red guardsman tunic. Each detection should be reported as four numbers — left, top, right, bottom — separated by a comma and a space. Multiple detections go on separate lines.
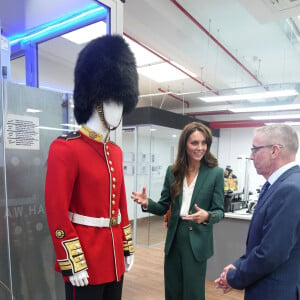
45, 128, 133, 285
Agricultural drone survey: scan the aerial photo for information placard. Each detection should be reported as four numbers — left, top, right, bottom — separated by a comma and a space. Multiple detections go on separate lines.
5, 114, 40, 150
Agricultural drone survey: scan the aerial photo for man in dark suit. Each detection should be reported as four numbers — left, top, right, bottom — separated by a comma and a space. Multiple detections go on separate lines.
215, 123, 300, 300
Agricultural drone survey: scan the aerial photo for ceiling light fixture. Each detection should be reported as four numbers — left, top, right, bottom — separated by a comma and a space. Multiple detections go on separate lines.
26, 108, 42, 113
199, 89, 298, 102
61, 123, 81, 129
139, 91, 173, 98
61, 21, 106, 44
138, 62, 192, 82
39, 126, 75, 132
230, 103, 300, 113
40, 85, 72, 94
128, 36, 196, 83
124, 37, 162, 67
266, 122, 300, 126
176, 90, 202, 96
170, 61, 197, 77
250, 114, 300, 120
284, 122, 300, 125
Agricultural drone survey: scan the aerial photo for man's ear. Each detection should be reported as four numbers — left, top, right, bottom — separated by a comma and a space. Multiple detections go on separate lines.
272, 144, 281, 157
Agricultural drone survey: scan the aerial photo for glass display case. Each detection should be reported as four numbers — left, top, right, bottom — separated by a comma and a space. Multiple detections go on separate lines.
0, 81, 66, 299
0, 79, 12, 300
123, 108, 219, 246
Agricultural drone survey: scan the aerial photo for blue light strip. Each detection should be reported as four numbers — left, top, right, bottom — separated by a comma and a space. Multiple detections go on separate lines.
8, 3, 108, 46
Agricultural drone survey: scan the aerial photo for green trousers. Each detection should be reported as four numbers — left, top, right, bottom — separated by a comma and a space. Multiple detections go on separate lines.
164, 220, 207, 300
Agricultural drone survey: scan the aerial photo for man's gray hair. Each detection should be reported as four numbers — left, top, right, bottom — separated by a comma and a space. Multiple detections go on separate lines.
255, 124, 299, 153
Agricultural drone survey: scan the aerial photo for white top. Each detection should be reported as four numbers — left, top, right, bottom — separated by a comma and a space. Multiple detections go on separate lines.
180, 172, 198, 217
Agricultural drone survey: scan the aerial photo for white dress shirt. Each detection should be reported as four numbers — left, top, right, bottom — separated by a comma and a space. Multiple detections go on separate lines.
180, 172, 198, 217
268, 161, 298, 186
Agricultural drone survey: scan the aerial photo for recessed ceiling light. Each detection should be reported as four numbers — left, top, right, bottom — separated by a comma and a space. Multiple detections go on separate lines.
61, 21, 106, 44
138, 62, 192, 82
26, 108, 42, 113
39, 126, 74, 132
265, 122, 300, 126
61, 123, 81, 129
139, 91, 173, 98
250, 114, 300, 120
284, 122, 300, 125
124, 37, 162, 67
230, 103, 300, 113
124, 36, 195, 82
199, 89, 299, 102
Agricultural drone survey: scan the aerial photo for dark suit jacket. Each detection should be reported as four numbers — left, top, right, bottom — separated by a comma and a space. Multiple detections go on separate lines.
227, 165, 300, 300
147, 164, 224, 262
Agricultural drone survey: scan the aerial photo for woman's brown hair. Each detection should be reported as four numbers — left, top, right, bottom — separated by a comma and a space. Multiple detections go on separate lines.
171, 122, 218, 200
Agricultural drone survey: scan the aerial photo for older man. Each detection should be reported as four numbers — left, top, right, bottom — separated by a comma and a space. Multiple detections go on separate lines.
215, 124, 300, 300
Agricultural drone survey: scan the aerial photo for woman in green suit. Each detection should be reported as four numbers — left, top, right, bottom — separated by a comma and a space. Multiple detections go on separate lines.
131, 122, 224, 300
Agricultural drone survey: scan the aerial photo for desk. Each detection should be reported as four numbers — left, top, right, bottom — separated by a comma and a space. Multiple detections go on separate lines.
225, 208, 252, 220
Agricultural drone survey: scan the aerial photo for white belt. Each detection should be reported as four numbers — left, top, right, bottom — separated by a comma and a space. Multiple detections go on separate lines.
69, 211, 121, 227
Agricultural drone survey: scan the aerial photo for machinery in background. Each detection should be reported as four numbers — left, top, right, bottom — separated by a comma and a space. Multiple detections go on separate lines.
224, 190, 248, 213
224, 187, 261, 214
224, 165, 247, 213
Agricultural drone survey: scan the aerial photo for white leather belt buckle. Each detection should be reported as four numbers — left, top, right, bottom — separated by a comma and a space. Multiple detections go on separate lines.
69, 211, 121, 228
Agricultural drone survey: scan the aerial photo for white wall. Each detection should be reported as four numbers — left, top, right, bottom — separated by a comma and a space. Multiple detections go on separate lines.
218, 126, 300, 194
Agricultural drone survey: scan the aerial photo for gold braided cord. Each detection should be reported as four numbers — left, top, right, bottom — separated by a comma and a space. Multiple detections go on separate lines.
96, 104, 110, 142
96, 104, 109, 130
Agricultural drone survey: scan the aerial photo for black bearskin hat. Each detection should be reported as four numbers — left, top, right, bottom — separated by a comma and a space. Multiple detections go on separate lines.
73, 34, 139, 124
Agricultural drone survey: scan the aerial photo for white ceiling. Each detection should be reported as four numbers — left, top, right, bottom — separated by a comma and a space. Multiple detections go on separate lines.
2, 0, 300, 128
123, 0, 300, 127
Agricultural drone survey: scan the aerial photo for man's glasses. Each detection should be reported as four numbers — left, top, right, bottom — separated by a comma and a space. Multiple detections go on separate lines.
250, 144, 284, 154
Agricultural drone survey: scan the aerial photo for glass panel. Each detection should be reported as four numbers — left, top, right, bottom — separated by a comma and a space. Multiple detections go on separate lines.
4, 82, 65, 299
38, 37, 75, 92
123, 126, 137, 242
147, 125, 180, 246
10, 56, 26, 85
135, 125, 152, 246
0, 80, 13, 300
123, 124, 181, 247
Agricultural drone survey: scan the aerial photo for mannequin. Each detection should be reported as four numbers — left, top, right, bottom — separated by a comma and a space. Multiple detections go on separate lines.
45, 35, 139, 300
68, 101, 133, 287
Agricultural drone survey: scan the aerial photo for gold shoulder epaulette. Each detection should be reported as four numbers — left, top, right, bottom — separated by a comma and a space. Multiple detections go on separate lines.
58, 131, 81, 141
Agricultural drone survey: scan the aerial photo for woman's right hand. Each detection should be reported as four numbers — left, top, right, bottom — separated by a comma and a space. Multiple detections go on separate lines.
131, 187, 149, 208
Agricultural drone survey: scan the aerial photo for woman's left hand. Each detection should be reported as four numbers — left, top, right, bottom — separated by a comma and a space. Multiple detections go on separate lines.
181, 204, 209, 224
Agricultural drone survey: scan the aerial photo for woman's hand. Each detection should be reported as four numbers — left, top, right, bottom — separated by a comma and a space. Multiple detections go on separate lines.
181, 204, 209, 224
131, 187, 149, 208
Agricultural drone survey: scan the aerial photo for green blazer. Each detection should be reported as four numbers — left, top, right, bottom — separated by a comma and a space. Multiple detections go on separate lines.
147, 164, 224, 262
